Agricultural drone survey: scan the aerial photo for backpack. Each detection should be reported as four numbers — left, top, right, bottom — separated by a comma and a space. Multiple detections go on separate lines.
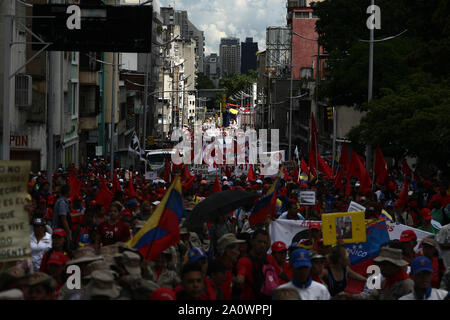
252, 257, 280, 299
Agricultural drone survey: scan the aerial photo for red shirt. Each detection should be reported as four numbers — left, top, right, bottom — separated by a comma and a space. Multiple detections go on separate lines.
39, 250, 70, 274
431, 257, 446, 288
221, 269, 233, 300
98, 221, 130, 246
266, 254, 291, 284
237, 257, 258, 300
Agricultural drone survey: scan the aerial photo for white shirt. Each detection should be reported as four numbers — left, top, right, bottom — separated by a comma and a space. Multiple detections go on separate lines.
30, 231, 52, 272
436, 224, 450, 268
275, 280, 331, 300
399, 288, 449, 300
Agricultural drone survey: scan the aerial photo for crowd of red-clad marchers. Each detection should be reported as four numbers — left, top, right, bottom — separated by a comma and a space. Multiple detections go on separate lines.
0, 156, 449, 300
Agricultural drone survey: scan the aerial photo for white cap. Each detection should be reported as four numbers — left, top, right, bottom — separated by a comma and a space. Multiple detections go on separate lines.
256, 179, 263, 184
152, 201, 161, 206
222, 176, 228, 181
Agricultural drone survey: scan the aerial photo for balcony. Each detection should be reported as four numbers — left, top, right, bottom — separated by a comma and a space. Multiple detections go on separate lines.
79, 71, 99, 86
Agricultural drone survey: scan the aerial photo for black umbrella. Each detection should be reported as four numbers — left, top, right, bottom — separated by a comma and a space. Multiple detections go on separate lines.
184, 190, 258, 229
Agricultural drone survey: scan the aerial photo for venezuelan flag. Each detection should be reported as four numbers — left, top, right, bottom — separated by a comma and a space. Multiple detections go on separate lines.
249, 167, 283, 226
127, 176, 185, 261
380, 209, 394, 222
299, 173, 309, 187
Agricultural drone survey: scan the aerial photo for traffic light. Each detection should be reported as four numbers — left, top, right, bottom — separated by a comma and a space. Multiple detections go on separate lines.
327, 107, 334, 120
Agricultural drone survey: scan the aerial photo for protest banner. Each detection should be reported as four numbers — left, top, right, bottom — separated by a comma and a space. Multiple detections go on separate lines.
145, 170, 157, 181
0, 161, 32, 263
298, 191, 316, 206
348, 201, 366, 212
321, 211, 366, 246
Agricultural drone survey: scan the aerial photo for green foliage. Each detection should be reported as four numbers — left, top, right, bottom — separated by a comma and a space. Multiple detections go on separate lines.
218, 72, 257, 100
195, 72, 216, 90
347, 74, 450, 172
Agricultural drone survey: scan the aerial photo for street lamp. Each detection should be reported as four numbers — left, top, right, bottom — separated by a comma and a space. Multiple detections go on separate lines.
360, 0, 407, 171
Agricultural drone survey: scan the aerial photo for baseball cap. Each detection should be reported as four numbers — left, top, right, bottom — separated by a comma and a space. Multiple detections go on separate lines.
186, 248, 207, 264
47, 252, 69, 266
421, 237, 437, 247
271, 241, 287, 253
217, 233, 246, 253
32, 218, 46, 226
290, 248, 312, 269
420, 208, 432, 220
410, 256, 433, 274
399, 230, 417, 242
150, 287, 176, 300
52, 228, 66, 238
309, 250, 325, 261
127, 200, 138, 208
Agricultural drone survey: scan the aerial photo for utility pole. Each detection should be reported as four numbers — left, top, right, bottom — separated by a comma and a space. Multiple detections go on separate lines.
110, 52, 116, 180
2, 14, 12, 161
365, 0, 375, 172
288, 28, 294, 161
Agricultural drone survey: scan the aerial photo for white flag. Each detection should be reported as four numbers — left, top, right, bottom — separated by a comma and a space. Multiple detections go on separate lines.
294, 145, 299, 160
129, 131, 147, 163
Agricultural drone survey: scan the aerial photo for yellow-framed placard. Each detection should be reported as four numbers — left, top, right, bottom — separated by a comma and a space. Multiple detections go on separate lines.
321, 211, 366, 246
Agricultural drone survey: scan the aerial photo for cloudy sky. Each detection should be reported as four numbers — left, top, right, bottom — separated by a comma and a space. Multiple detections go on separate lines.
125, 0, 287, 55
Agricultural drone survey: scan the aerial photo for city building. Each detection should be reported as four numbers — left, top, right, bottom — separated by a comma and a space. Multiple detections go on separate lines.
219, 37, 241, 77
241, 37, 258, 74
204, 53, 220, 88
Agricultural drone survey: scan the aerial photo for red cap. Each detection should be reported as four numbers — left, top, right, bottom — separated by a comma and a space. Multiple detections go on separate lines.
47, 252, 68, 266
400, 230, 417, 242
420, 208, 432, 220
271, 241, 287, 253
52, 228, 67, 237
150, 288, 176, 300
309, 222, 322, 230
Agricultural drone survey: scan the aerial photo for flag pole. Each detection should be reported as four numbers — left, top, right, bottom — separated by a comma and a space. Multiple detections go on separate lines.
371, 146, 376, 190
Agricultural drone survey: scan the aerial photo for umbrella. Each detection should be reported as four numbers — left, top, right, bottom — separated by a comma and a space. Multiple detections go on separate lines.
184, 190, 258, 229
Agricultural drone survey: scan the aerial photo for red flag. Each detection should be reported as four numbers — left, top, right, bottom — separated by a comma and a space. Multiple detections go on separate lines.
334, 144, 349, 191
402, 158, 413, 177
161, 157, 171, 183
112, 173, 121, 194
182, 165, 192, 181
300, 157, 309, 176
96, 177, 113, 213
308, 147, 317, 178
67, 172, 82, 201
128, 174, 137, 198
213, 176, 222, 193
247, 164, 256, 182
346, 151, 372, 196
182, 173, 197, 191
374, 145, 388, 184
395, 178, 409, 207
283, 166, 290, 180
317, 153, 333, 179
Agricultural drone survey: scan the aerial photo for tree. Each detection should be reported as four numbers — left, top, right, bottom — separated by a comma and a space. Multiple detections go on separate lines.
195, 72, 215, 90
347, 73, 450, 174
218, 72, 257, 101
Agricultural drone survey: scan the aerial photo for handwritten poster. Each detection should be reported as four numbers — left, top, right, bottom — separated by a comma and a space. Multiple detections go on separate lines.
0, 161, 31, 262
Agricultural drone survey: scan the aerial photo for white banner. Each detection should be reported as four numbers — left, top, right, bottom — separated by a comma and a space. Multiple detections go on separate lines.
299, 191, 316, 206
348, 201, 366, 213
270, 220, 433, 253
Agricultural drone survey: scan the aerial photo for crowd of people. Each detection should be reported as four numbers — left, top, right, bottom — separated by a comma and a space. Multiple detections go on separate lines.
0, 156, 449, 300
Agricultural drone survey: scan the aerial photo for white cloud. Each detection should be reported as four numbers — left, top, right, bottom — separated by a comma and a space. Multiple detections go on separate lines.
154, 0, 287, 55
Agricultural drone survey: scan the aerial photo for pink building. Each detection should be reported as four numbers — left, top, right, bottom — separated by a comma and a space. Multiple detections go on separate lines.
290, 7, 324, 80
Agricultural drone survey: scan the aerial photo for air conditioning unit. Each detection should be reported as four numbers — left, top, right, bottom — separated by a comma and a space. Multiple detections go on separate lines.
15, 74, 32, 108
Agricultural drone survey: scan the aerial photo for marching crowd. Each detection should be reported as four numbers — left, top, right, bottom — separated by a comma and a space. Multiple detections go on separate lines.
0, 157, 450, 300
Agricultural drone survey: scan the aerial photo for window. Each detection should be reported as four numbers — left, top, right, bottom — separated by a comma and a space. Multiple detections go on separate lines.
71, 52, 78, 64
71, 83, 78, 116
300, 67, 313, 79
294, 12, 310, 19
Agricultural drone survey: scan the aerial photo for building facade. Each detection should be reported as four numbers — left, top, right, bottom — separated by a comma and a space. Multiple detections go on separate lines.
241, 37, 258, 75
219, 37, 241, 77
